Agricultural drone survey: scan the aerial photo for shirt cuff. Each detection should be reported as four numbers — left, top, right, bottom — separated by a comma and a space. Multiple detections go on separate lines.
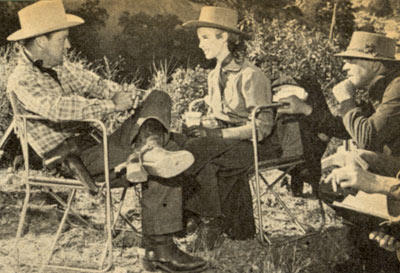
339, 98, 357, 117
103, 99, 116, 114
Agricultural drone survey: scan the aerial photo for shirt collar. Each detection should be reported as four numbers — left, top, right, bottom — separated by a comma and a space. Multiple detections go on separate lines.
220, 54, 243, 73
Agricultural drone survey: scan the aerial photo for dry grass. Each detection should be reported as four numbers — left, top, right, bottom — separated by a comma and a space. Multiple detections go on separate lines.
0, 168, 355, 273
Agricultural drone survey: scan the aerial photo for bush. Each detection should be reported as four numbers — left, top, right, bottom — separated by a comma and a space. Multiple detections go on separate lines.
113, 12, 209, 87
244, 18, 347, 113
0, 45, 19, 133
67, 0, 109, 64
151, 64, 209, 130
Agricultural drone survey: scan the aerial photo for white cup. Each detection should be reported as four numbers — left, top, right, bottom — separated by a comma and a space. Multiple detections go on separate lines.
184, 111, 202, 127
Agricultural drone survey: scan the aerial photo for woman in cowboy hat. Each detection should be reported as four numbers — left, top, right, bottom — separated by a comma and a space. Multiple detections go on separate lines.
180, 6, 281, 250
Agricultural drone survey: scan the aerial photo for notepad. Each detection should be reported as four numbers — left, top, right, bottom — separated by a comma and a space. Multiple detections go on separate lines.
333, 191, 391, 220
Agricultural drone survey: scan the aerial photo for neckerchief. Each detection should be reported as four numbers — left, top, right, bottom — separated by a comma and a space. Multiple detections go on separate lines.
23, 50, 61, 86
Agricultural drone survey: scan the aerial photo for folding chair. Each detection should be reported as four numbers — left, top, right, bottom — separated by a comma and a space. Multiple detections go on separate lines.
7, 89, 139, 272
186, 99, 326, 246
248, 103, 326, 246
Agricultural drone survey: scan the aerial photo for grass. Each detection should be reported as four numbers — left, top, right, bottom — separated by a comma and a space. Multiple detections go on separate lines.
0, 168, 355, 273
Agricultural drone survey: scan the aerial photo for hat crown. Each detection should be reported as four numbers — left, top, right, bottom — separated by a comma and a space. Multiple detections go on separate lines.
18, 0, 68, 35
198, 6, 238, 30
7, 0, 84, 41
338, 31, 398, 60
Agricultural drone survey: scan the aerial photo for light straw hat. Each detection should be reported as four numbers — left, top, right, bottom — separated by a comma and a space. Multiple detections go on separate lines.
336, 31, 400, 62
183, 6, 247, 36
7, 0, 84, 41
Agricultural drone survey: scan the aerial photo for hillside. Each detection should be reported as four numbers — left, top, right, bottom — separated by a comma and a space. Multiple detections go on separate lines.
64, 0, 201, 37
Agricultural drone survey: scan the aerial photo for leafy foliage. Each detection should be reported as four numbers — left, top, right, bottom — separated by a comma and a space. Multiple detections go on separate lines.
67, 0, 109, 63
114, 12, 209, 87
0, 45, 19, 132
0, 1, 31, 47
151, 65, 209, 130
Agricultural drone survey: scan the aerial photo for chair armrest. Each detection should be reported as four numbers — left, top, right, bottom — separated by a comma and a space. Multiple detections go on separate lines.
250, 102, 289, 141
16, 114, 111, 188
188, 98, 205, 112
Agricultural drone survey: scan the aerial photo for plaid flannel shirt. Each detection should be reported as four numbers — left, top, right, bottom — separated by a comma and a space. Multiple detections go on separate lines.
7, 52, 121, 157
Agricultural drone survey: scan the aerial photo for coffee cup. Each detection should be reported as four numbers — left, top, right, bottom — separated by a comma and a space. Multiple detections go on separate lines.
184, 111, 202, 127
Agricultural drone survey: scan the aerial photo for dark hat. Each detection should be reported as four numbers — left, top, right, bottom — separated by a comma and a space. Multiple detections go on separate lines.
336, 31, 400, 62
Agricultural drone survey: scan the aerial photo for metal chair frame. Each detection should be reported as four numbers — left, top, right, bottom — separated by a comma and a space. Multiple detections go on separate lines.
187, 99, 325, 246
7, 89, 117, 272
249, 103, 326, 246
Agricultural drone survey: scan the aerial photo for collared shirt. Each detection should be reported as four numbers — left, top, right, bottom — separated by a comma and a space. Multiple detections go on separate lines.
204, 56, 273, 140
7, 51, 120, 157
339, 72, 400, 156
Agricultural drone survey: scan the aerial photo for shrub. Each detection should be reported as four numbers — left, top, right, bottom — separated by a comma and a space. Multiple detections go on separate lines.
244, 18, 347, 113
113, 12, 208, 87
151, 64, 209, 130
67, 0, 109, 64
0, 45, 19, 133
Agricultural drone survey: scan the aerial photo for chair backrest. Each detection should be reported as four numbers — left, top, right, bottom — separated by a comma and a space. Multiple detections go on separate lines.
7, 90, 22, 135
275, 114, 303, 158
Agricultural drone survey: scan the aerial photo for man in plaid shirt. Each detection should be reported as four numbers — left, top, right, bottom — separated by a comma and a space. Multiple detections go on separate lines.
6, 1, 207, 272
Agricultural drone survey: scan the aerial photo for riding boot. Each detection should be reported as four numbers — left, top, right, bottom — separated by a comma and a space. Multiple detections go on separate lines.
142, 234, 208, 272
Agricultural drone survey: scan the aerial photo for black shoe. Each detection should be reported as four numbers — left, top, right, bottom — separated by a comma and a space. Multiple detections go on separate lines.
290, 177, 304, 197
193, 218, 224, 251
143, 235, 208, 272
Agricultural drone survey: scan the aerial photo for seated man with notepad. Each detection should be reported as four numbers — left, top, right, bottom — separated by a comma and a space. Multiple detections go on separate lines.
326, 149, 400, 267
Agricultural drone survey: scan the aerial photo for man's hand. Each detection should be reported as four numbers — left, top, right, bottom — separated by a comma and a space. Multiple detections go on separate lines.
112, 91, 133, 112
325, 166, 379, 193
277, 95, 313, 116
369, 230, 400, 252
325, 164, 400, 195
332, 79, 356, 103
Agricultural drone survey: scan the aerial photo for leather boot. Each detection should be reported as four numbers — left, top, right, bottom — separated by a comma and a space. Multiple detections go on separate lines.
127, 135, 194, 181
142, 234, 208, 272
193, 217, 224, 251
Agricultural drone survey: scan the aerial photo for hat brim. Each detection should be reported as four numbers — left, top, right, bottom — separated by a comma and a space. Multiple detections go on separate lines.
183, 20, 249, 37
335, 50, 400, 62
7, 14, 84, 41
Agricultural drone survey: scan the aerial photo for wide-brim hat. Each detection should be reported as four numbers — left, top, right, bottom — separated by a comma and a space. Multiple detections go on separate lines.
336, 31, 400, 62
7, 0, 84, 41
183, 6, 247, 37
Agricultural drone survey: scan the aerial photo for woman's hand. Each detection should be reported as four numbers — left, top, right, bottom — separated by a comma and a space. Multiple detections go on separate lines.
186, 125, 222, 138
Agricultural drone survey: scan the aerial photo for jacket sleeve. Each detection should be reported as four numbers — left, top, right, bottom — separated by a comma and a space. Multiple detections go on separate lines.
60, 61, 121, 99
12, 73, 116, 123
339, 78, 400, 152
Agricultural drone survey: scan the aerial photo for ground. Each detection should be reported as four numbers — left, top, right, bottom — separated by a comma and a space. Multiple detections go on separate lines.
0, 168, 374, 273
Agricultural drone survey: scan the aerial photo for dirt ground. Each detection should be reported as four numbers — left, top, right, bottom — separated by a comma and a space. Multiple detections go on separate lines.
0, 168, 360, 273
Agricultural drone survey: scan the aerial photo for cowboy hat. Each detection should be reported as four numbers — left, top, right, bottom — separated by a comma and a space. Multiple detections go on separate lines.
336, 31, 400, 62
183, 6, 247, 37
7, 0, 84, 41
